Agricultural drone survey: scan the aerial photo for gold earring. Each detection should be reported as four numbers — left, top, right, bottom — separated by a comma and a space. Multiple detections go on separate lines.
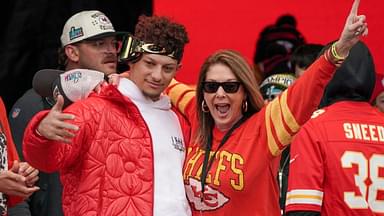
201, 100, 209, 113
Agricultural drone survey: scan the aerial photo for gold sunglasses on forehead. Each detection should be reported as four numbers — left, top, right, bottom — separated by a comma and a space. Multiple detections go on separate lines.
118, 35, 182, 63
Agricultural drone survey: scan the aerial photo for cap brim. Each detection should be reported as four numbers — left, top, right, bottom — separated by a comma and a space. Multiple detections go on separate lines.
32, 69, 64, 97
85, 31, 131, 41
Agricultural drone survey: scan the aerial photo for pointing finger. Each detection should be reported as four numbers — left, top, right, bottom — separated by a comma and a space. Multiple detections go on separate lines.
349, 0, 360, 17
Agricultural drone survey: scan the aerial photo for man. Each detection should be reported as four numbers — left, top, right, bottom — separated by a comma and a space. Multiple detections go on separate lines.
285, 41, 383, 215
8, 10, 123, 216
22, 15, 191, 216
259, 73, 296, 102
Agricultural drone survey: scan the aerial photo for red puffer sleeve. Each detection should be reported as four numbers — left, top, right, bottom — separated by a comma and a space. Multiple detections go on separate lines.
23, 99, 94, 173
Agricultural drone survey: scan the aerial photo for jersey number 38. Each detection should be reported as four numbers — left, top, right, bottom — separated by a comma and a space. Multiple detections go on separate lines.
341, 151, 384, 213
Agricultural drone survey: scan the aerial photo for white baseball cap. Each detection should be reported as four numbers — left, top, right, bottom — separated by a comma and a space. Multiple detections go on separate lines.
33, 68, 105, 107
60, 10, 120, 46
58, 69, 105, 103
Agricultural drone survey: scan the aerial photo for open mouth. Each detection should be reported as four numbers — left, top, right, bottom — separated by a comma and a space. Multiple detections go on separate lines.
215, 104, 230, 117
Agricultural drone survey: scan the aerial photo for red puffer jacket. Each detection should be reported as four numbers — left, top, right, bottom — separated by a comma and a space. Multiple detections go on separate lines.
23, 85, 190, 216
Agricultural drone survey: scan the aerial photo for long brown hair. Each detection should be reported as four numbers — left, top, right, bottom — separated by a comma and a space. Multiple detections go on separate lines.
195, 49, 265, 148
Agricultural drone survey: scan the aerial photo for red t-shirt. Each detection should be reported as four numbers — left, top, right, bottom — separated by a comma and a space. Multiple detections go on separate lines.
166, 56, 336, 215
286, 101, 384, 216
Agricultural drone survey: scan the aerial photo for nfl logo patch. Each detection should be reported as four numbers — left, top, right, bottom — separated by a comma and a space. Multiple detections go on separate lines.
11, 108, 21, 118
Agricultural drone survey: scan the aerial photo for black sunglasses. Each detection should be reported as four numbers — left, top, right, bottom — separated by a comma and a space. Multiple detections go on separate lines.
202, 81, 241, 93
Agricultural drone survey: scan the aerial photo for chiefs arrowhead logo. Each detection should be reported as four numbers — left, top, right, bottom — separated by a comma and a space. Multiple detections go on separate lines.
185, 177, 229, 211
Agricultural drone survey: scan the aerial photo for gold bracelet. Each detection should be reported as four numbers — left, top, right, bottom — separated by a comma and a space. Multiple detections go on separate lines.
331, 42, 347, 61
324, 47, 344, 67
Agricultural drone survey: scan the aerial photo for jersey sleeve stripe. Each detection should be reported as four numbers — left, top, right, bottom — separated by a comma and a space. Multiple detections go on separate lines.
286, 197, 322, 206
266, 91, 301, 156
270, 96, 292, 146
176, 90, 195, 114
280, 91, 300, 133
265, 102, 280, 156
166, 80, 195, 115
286, 189, 323, 206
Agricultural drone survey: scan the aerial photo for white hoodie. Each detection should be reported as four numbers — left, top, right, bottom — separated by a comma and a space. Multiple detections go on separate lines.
118, 78, 191, 216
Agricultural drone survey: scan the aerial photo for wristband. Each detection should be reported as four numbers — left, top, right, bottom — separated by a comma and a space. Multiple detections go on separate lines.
331, 42, 347, 61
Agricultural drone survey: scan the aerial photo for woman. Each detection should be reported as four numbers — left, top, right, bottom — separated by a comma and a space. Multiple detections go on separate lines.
0, 97, 40, 215
165, 0, 367, 215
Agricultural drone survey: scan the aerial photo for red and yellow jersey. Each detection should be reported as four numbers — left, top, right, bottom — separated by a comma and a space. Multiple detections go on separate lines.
166, 56, 336, 215
286, 101, 384, 216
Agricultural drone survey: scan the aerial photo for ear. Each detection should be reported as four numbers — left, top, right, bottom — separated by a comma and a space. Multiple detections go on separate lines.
64, 45, 80, 63
176, 63, 183, 71
175, 63, 182, 75
127, 62, 134, 70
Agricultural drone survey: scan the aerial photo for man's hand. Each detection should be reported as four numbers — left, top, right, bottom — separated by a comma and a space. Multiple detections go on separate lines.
108, 73, 127, 86
95, 72, 128, 93
36, 95, 79, 143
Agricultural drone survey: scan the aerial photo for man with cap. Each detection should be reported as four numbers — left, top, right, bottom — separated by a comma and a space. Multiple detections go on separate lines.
8, 10, 123, 216
58, 10, 124, 75
259, 73, 296, 103
22, 15, 191, 216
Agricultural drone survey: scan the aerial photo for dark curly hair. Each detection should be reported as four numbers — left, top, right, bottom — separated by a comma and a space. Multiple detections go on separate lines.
134, 15, 189, 62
